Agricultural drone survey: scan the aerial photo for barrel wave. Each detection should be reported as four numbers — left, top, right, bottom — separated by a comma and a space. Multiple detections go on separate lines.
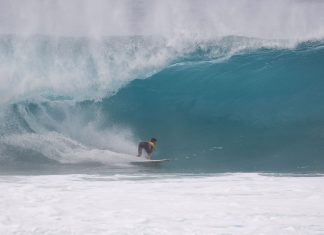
104, 40, 324, 172
0, 35, 324, 172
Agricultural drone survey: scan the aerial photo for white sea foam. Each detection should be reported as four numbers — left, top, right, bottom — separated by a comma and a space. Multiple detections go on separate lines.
0, 173, 323, 234
0, 131, 140, 165
0, 101, 139, 163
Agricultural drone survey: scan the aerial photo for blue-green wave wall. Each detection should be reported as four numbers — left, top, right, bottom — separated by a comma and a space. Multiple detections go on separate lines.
102, 42, 324, 171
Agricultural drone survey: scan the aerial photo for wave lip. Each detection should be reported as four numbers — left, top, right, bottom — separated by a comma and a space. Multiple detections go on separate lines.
0, 35, 305, 105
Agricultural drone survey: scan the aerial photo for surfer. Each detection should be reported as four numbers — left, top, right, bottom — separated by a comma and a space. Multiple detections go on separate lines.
137, 138, 157, 160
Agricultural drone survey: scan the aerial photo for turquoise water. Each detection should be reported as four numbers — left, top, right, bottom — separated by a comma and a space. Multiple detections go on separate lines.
0, 36, 324, 173
103, 41, 324, 172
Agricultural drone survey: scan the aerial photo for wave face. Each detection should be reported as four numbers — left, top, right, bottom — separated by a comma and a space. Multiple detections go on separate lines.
103, 41, 324, 172
0, 36, 324, 172
1, 0, 324, 173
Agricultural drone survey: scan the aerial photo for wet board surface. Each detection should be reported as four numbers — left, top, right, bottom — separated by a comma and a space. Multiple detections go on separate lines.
130, 159, 170, 166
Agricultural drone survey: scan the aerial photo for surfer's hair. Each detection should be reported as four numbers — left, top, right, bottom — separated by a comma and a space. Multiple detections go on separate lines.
151, 138, 157, 142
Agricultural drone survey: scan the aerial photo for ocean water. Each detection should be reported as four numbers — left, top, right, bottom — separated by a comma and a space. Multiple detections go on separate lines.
1, 37, 324, 174
1, 0, 324, 234
1, 173, 324, 234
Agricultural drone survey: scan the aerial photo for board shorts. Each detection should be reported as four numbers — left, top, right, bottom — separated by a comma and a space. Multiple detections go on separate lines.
138, 142, 153, 154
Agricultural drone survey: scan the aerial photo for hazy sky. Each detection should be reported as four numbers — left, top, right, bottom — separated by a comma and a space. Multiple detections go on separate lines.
0, 0, 323, 40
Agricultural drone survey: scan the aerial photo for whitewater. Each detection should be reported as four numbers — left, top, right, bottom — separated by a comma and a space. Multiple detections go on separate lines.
1, 0, 324, 234
1, 173, 324, 234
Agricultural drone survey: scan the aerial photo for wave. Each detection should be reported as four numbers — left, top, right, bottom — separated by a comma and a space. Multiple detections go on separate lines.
0, 34, 324, 172
102, 40, 324, 172
0, 35, 299, 104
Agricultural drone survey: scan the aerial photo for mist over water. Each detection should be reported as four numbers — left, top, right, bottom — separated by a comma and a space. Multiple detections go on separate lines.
1, 0, 324, 40
0, 0, 324, 173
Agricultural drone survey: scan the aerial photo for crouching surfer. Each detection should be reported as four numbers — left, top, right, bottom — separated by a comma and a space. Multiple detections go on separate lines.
137, 138, 157, 160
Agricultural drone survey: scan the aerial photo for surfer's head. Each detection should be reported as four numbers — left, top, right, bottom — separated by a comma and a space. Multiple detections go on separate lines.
150, 138, 157, 143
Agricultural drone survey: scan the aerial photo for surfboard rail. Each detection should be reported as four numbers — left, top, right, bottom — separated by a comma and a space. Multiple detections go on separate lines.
129, 159, 170, 166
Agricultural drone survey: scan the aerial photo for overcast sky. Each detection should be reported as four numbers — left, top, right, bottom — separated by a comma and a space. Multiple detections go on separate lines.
0, 0, 323, 40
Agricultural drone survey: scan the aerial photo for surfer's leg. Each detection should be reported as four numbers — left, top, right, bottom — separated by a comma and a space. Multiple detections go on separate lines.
147, 153, 152, 160
137, 142, 144, 157
144, 144, 152, 160
137, 146, 142, 157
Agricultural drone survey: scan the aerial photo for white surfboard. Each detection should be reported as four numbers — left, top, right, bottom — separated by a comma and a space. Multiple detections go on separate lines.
130, 159, 170, 166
